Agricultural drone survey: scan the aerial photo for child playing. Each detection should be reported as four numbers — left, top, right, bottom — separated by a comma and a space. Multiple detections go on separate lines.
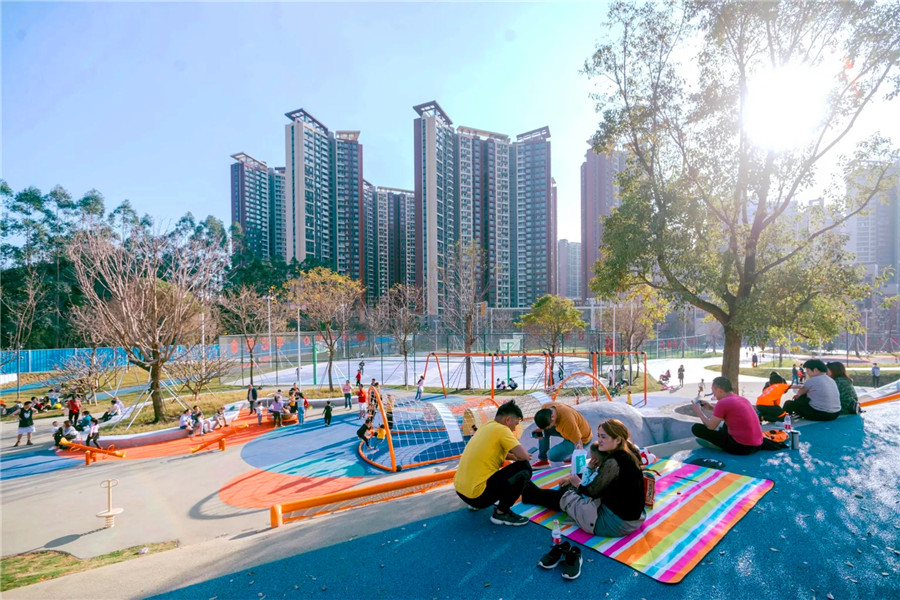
86, 419, 102, 449
357, 385, 368, 420
323, 401, 333, 426
256, 402, 264, 426
372, 424, 387, 449
357, 418, 374, 449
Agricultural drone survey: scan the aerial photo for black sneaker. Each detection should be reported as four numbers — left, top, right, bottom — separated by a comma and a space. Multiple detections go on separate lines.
561, 545, 582, 580
538, 541, 570, 568
490, 508, 529, 526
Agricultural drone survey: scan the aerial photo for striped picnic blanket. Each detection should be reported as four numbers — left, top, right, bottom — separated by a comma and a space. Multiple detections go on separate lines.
512, 459, 773, 583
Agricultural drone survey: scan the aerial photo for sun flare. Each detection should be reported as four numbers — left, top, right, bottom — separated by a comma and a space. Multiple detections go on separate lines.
742, 63, 831, 151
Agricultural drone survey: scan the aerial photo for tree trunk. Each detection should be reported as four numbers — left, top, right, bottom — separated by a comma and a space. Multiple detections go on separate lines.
248, 346, 255, 386
327, 349, 335, 391
150, 358, 166, 423
721, 325, 742, 388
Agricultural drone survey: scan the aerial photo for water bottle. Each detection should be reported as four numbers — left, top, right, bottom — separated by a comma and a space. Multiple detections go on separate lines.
783, 414, 792, 432
551, 519, 562, 545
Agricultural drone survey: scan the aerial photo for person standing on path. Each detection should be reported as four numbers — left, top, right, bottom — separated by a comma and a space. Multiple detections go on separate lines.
247, 385, 258, 415
323, 401, 333, 426
67, 396, 82, 427
11, 401, 36, 446
872, 363, 881, 387
677, 365, 685, 388
415, 375, 425, 401
791, 364, 800, 385
357, 385, 368, 420
342, 380, 353, 409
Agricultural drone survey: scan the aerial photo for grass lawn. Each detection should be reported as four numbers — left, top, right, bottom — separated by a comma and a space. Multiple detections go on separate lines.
0, 541, 177, 592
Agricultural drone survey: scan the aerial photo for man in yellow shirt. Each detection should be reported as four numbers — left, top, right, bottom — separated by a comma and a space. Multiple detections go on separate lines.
454, 401, 532, 526
531, 402, 592, 468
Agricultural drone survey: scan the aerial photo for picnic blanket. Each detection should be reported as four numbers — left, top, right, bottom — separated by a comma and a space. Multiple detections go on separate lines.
512, 459, 773, 583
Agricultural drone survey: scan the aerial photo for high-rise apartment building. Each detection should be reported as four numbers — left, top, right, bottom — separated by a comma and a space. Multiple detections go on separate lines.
230, 152, 270, 260
362, 185, 417, 304
283, 109, 363, 277
845, 161, 900, 293
557, 239, 582, 299
581, 148, 626, 299
268, 167, 286, 260
413, 102, 458, 316
413, 101, 554, 315
458, 127, 512, 308
511, 127, 555, 308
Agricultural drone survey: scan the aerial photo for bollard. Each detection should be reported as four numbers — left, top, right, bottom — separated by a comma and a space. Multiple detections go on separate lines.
96, 479, 124, 528
218, 438, 226, 451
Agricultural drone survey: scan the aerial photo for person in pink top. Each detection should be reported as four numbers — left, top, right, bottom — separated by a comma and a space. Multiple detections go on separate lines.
690, 376, 763, 455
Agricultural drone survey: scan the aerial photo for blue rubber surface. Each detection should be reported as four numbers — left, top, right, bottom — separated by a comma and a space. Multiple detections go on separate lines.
242, 411, 383, 478
0, 448, 81, 480
150, 403, 900, 600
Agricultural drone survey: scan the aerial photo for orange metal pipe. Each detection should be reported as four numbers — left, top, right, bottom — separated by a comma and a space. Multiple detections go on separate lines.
371, 387, 400, 472
271, 470, 457, 527
550, 371, 613, 403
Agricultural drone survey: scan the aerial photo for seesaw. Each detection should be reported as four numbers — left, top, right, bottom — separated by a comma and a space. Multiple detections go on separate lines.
190, 422, 249, 453
60, 439, 126, 464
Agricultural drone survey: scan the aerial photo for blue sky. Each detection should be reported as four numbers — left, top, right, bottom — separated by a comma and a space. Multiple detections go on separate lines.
2, 1, 610, 242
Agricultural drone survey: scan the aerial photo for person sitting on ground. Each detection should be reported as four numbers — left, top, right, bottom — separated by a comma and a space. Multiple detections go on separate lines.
531, 402, 592, 468
521, 419, 646, 537
76, 410, 95, 433
53, 420, 79, 448
453, 400, 532, 526
270, 395, 284, 428
357, 418, 374, 449
10, 400, 37, 446
826, 361, 860, 415
178, 409, 193, 433
784, 359, 841, 421
507, 378, 518, 391
189, 405, 207, 436
211, 407, 228, 430
756, 372, 790, 422
691, 376, 763, 455
100, 400, 122, 423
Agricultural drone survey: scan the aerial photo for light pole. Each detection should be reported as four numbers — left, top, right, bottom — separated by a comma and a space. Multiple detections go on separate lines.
265, 295, 276, 385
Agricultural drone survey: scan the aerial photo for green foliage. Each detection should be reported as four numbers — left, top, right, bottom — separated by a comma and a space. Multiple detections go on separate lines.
517, 295, 587, 353
585, 0, 900, 383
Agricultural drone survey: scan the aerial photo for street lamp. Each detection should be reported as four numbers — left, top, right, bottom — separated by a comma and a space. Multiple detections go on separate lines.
265, 295, 276, 385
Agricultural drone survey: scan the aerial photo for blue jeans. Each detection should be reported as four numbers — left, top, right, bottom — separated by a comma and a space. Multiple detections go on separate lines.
538, 427, 576, 462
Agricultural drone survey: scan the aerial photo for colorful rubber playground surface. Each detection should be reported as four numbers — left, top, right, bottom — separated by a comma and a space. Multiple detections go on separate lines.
2, 365, 899, 599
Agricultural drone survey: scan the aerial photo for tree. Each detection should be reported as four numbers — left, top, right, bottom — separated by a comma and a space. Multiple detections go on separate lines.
442, 241, 486, 389
70, 228, 225, 422
167, 346, 238, 402
598, 287, 670, 377
0, 268, 46, 384
219, 286, 287, 386
371, 284, 424, 387
285, 267, 364, 392
56, 347, 120, 405
585, 0, 900, 385
517, 295, 587, 386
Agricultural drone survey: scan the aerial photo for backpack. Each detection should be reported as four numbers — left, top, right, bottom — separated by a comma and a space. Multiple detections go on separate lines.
761, 429, 789, 450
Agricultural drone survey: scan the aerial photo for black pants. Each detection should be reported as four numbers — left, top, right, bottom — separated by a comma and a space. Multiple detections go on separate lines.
87, 433, 101, 449
457, 460, 532, 512
324, 412, 332, 425
358, 433, 372, 448
53, 430, 64, 447
520, 480, 567, 511
692, 424, 761, 455
873, 376, 880, 387
783, 395, 839, 421
756, 405, 786, 422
